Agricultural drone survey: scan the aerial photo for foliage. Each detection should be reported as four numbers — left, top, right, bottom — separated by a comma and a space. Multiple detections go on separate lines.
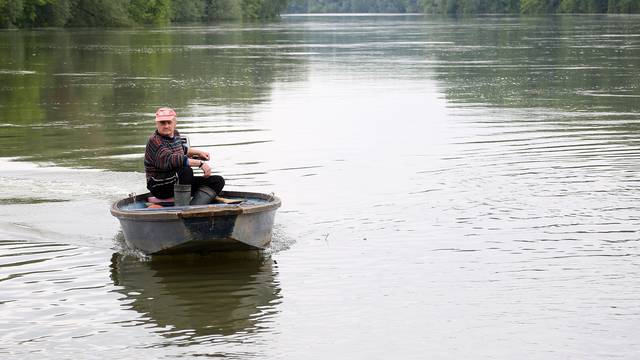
171, 0, 206, 21
70, 0, 133, 27
287, 0, 639, 13
0, 0, 289, 28
239, 0, 288, 19
128, 0, 172, 25
204, 0, 242, 20
607, 0, 640, 12
287, 0, 422, 12
0, 0, 25, 27
2, 0, 640, 27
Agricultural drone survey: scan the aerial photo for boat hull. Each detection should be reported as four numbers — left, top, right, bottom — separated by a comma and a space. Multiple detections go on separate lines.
111, 191, 280, 255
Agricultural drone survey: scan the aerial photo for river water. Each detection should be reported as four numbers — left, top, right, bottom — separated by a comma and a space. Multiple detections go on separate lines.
1, 14, 639, 359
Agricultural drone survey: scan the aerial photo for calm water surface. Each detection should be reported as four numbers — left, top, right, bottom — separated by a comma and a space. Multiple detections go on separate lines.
1, 15, 639, 359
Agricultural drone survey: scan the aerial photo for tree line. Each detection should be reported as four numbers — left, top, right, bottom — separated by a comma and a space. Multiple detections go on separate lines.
287, 0, 422, 12
0, 0, 288, 28
286, 0, 639, 13
1, 0, 638, 28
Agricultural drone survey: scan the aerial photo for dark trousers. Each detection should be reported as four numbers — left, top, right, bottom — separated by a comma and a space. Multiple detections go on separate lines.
148, 167, 225, 199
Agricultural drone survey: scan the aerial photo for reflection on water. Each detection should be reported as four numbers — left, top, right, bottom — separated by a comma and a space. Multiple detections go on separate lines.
428, 16, 640, 112
0, 238, 282, 358
0, 25, 305, 171
1, 14, 640, 359
110, 253, 281, 341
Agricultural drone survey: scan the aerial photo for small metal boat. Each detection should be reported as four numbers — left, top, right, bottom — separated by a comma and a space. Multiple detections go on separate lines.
110, 191, 281, 255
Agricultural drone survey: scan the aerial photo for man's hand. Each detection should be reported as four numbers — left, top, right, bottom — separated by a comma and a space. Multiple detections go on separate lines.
189, 148, 210, 161
201, 162, 212, 177
197, 150, 210, 161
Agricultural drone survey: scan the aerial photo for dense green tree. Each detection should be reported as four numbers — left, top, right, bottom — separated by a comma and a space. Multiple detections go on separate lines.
70, 0, 132, 26
129, 0, 171, 24
242, 0, 287, 19
608, 0, 640, 12
43, 0, 74, 26
0, 0, 25, 27
288, 0, 422, 12
17, 0, 50, 26
171, 0, 206, 21
0, 0, 289, 28
520, 0, 553, 13
2, 0, 640, 28
204, 0, 242, 20
18, 0, 75, 27
289, 0, 639, 13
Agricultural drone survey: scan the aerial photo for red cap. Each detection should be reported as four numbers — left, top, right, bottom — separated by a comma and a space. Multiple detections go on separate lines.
155, 107, 176, 121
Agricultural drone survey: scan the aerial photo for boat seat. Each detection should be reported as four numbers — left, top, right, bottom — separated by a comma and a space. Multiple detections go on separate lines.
148, 196, 174, 203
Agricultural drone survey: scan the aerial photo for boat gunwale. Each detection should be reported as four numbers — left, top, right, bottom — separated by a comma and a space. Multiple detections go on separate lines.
110, 191, 281, 221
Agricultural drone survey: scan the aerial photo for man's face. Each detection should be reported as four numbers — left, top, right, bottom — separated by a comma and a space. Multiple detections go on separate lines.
156, 118, 176, 137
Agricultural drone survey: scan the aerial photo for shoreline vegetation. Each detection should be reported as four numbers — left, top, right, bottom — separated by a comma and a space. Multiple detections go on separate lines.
0, 0, 288, 28
0, 0, 638, 29
287, 0, 639, 15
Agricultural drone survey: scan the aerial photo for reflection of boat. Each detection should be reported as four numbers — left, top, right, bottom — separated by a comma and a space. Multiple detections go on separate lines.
110, 253, 281, 338
110, 191, 281, 255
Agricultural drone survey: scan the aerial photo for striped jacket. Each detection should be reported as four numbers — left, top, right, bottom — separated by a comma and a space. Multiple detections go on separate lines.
144, 130, 189, 182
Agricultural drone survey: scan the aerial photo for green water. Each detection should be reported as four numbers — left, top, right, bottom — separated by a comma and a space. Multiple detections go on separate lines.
1, 15, 639, 359
0, 23, 302, 171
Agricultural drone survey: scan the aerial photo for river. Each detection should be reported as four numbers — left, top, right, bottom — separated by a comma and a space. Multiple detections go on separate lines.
0, 14, 639, 359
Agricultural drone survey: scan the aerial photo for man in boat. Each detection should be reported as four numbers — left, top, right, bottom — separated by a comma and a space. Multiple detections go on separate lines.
144, 107, 225, 206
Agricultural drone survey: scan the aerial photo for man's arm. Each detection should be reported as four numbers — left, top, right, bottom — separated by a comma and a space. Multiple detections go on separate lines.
187, 147, 210, 161
186, 148, 212, 178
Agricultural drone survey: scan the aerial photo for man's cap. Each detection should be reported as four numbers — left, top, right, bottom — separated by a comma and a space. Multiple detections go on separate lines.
155, 107, 177, 121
